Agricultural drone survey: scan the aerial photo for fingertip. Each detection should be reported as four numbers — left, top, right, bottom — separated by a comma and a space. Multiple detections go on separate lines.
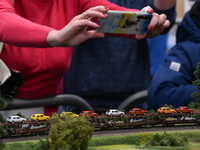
147, 8, 154, 14
148, 26, 153, 31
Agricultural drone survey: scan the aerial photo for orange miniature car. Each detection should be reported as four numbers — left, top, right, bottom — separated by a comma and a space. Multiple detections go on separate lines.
129, 108, 147, 115
79, 111, 98, 118
157, 107, 176, 114
176, 106, 194, 113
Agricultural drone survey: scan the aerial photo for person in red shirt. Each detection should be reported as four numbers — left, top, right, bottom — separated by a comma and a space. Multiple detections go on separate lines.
0, 0, 169, 115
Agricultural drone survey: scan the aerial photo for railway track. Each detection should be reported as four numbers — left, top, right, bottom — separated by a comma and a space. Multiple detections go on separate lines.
1, 124, 200, 143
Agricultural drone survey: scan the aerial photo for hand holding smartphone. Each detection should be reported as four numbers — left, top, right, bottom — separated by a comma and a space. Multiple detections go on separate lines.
96, 10, 152, 35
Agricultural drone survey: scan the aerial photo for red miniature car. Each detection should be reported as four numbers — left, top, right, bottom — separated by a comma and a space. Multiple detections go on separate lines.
176, 106, 194, 113
129, 108, 148, 115
79, 111, 98, 118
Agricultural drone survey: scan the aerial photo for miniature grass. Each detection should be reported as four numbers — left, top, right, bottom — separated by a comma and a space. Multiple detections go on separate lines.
2, 130, 200, 150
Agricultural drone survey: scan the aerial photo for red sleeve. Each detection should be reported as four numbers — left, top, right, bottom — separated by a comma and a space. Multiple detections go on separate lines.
79, 0, 140, 39
0, 0, 53, 47
78, 0, 139, 12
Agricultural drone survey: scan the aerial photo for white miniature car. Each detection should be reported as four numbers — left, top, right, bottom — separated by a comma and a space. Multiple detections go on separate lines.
7, 116, 26, 124
180, 116, 196, 121
105, 109, 124, 117
129, 118, 146, 123
30, 124, 46, 129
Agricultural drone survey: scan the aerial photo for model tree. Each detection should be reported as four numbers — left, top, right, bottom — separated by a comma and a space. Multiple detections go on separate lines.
49, 113, 93, 150
192, 61, 200, 108
0, 91, 7, 148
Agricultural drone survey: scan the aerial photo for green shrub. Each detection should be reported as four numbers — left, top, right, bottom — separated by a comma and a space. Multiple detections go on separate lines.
14, 112, 25, 118
136, 132, 154, 145
37, 136, 50, 150
146, 131, 188, 147
49, 113, 93, 150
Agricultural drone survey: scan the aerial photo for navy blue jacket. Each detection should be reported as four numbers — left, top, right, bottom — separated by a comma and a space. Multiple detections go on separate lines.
63, 0, 176, 109
148, 11, 200, 110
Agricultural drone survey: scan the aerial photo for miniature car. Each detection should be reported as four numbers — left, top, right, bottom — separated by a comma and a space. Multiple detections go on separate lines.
129, 108, 148, 115
105, 109, 124, 117
165, 117, 177, 121
7, 116, 26, 124
30, 114, 50, 121
6, 128, 16, 134
176, 106, 194, 114
79, 111, 98, 118
180, 116, 196, 121
60, 112, 79, 118
129, 118, 146, 123
30, 124, 46, 129
107, 120, 124, 127
157, 107, 176, 114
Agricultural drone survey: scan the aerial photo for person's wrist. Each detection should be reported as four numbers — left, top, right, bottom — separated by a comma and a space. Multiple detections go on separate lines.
46, 30, 60, 47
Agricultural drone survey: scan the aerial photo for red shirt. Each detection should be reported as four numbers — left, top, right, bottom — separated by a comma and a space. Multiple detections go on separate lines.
0, 0, 138, 99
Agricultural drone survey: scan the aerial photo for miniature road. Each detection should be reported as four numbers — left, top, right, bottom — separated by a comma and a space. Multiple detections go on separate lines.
2, 125, 200, 143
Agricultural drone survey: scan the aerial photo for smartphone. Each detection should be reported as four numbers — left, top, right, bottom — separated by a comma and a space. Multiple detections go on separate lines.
96, 10, 152, 35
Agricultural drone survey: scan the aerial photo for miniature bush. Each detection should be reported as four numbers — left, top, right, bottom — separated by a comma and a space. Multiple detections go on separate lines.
163, 104, 175, 109
135, 132, 154, 145
36, 136, 50, 150
148, 109, 157, 120
192, 61, 200, 107
49, 113, 93, 150
14, 112, 25, 118
145, 131, 188, 147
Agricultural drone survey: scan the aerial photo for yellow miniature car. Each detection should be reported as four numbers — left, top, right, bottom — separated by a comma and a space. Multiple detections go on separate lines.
157, 107, 176, 114
31, 114, 50, 121
165, 117, 177, 121
60, 112, 79, 118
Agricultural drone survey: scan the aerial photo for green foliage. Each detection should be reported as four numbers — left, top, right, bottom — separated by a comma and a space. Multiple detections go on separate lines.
188, 101, 199, 110
148, 109, 157, 120
192, 61, 200, 107
0, 126, 6, 137
0, 91, 7, 109
14, 112, 25, 118
192, 80, 200, 90
194, 62, 200, 79
146, 131, 188, 147
36, 136, 50, 150
135, 133, 154, 145
7, 142, 36, 150
0, 141, 5, 148
89, 135, 135, 147
191, 92, 200, 103
163, 104, 175, 109
6, 137, 50, 150
49, 113, 93, 150
3, 130, 200, 150
89, 133, 154, 147
0, 113, 5, 123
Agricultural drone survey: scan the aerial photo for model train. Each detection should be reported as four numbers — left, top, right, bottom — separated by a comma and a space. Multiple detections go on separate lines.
1, 106, 200, 137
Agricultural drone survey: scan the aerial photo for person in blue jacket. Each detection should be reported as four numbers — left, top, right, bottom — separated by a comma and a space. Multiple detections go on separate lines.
63, 0, 176, 112
148, 1, 200, 110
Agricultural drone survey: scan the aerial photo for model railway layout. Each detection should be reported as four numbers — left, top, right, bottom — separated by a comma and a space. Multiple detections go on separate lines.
1, 110, 200, 138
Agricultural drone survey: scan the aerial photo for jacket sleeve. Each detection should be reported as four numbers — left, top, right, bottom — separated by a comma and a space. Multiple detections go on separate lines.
0, 0, 53, 47
148, 44, 198, 110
